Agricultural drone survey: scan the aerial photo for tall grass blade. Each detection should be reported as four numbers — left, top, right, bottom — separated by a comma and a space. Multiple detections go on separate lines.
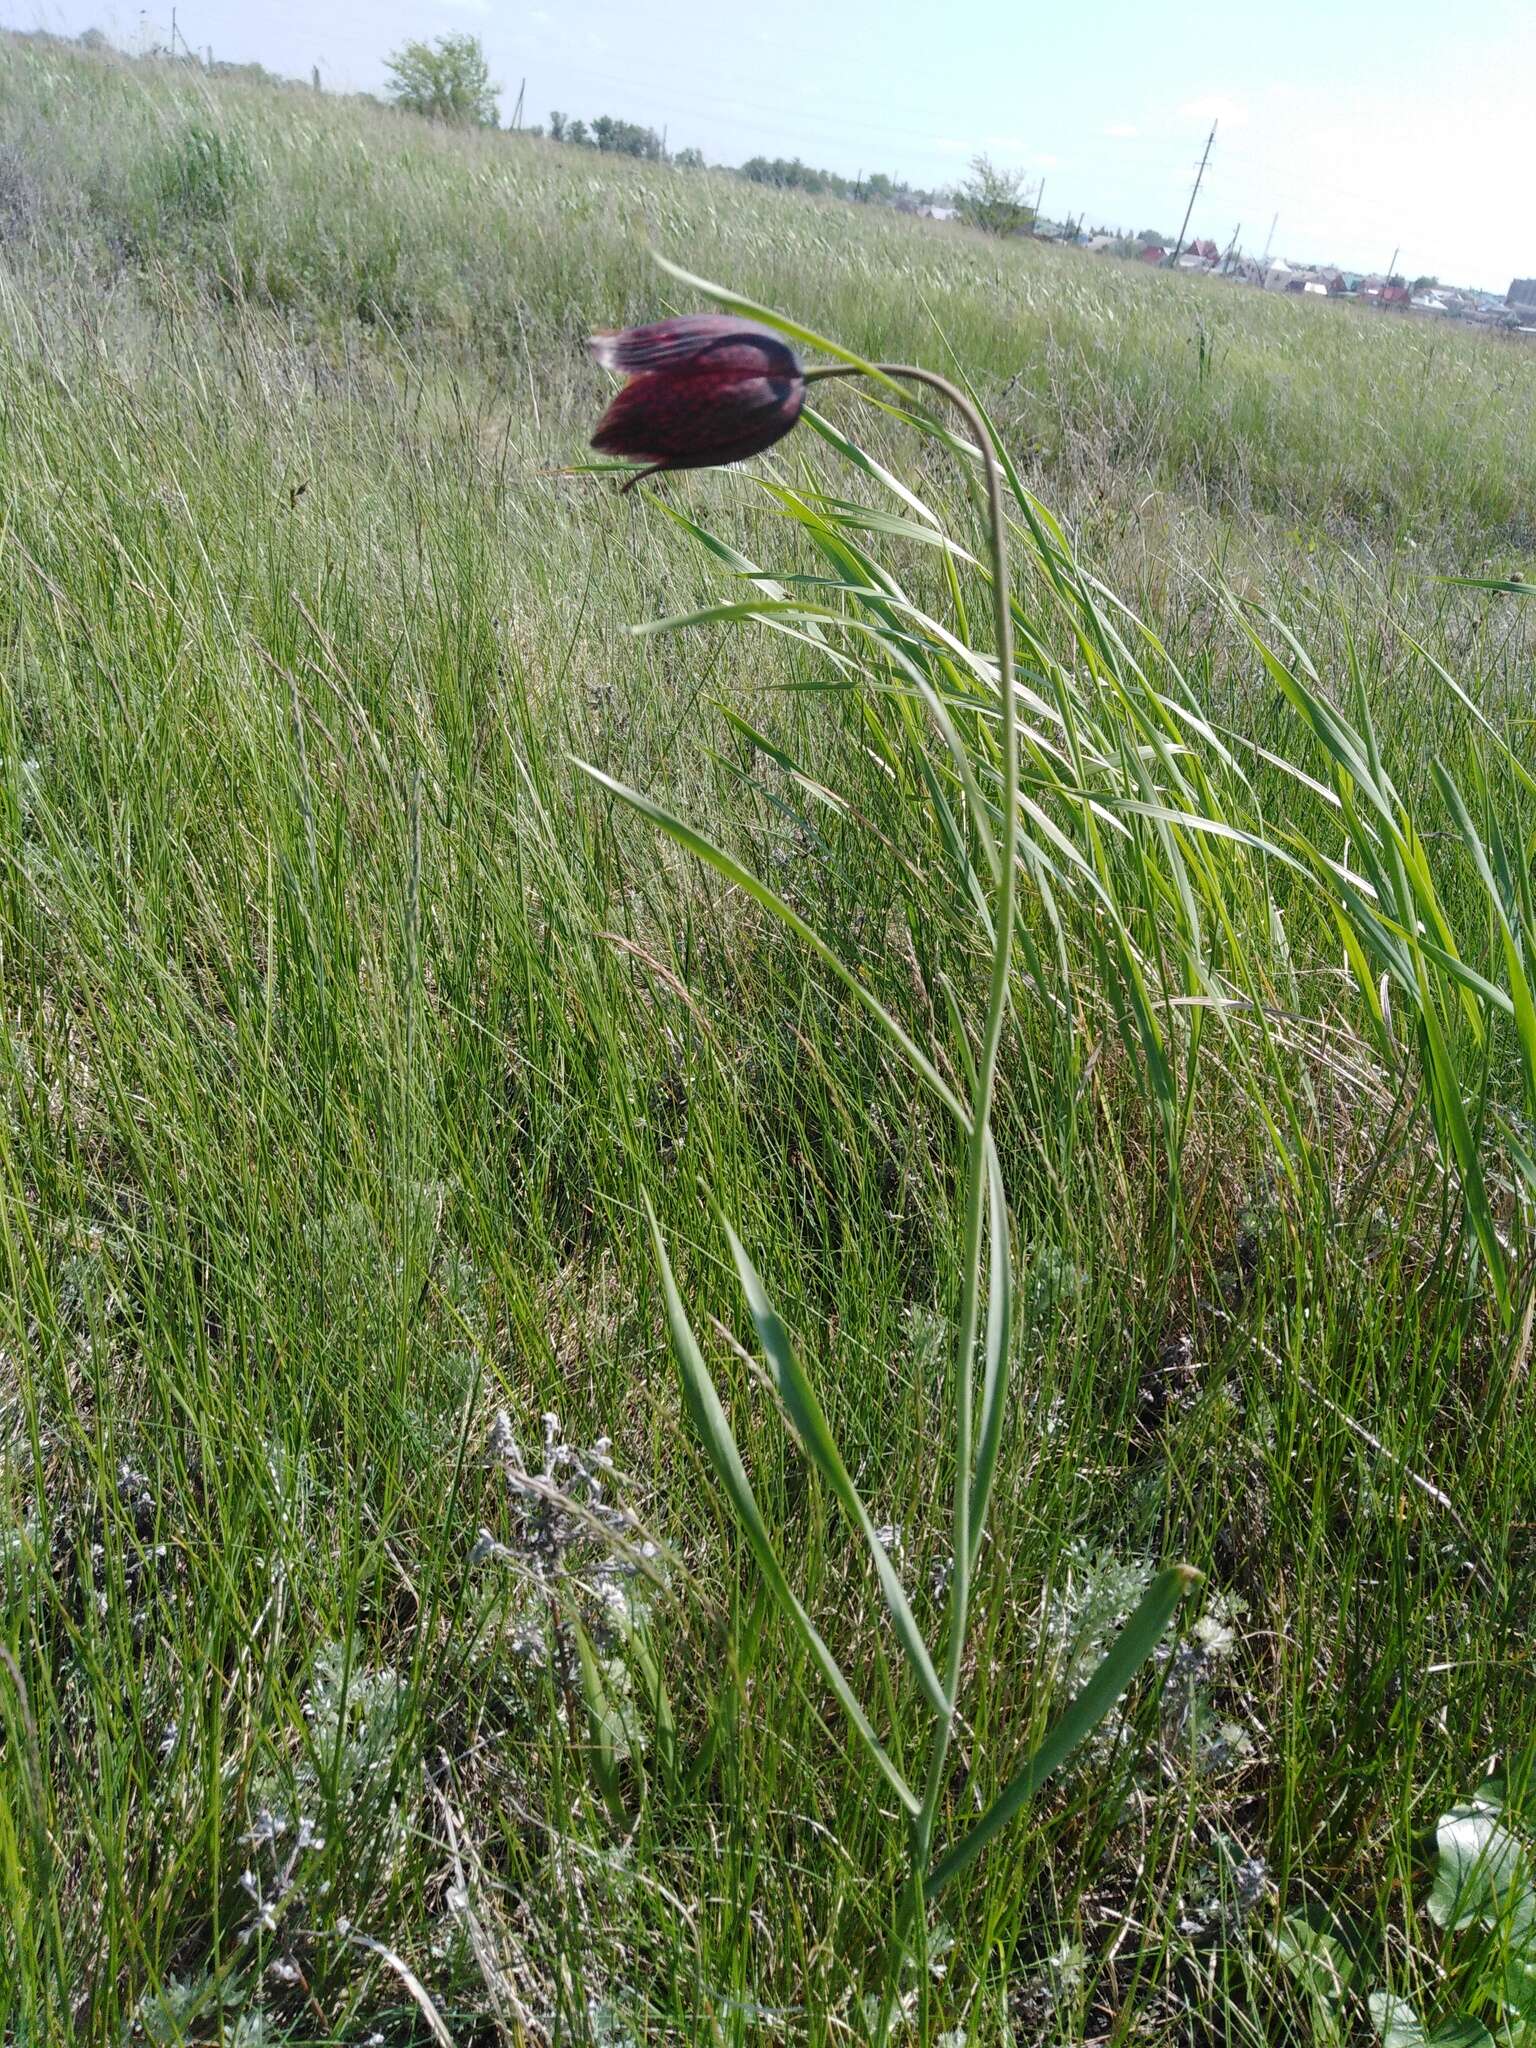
720, 1221, 949, 1718
924, 1565, 1199, 1898
967, 1135, 1012, 1573
645, 1198, 920, 1815
574, 760, 966, 1129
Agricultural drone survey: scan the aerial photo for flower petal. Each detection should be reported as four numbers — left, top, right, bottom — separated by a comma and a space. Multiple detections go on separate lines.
590, 367, 805, 468
589, 315, 799, 379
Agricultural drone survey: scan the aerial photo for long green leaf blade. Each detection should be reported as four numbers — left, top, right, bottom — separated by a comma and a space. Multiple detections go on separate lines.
574, 759, 966, 1131
645, 1199, 920, 1815
925, 1565, 1198, 1897
967, 1134, 1012, 1571
721, 1220, 949, 1718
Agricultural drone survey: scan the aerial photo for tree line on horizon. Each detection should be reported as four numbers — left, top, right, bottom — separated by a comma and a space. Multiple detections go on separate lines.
54, 24, 1090, 237
386, 34, 958, 211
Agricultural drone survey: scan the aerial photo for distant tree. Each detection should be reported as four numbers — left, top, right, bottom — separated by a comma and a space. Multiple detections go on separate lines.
958, 155, 1033, 237
566, 118, 589, 146
673, 146, 705, 170
78, 25, 109, 49
1387, 272, 1406, 289
548, 109, 567, 140
383, 33, 498, 126
733, 153, 934, 208
590, 114, 661, 158
742, 155, 827, 192
1412, 274, 1439, 292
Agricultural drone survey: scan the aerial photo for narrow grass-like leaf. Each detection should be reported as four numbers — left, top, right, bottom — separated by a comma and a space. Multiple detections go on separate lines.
924, 1565, 1198, 1897
645, 1198, 920, 1816
1434, 760, 1536, 1118
967, 1135, 1012, 1573
720, 1220, 949, 1718
650, 252, 914, 404
1415, 988, 1510, 1311
798, 406, 945, 528
1440, 576, 1536, 597
575, 760, 966, 1132
620, 1614, 678, 1789
573, 1617, 631, 1828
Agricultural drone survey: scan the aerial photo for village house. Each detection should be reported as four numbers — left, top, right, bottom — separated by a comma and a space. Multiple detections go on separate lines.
1174, 237, 1221, 270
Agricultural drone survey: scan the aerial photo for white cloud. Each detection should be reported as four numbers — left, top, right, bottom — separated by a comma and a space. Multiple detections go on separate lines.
1036, 152, 1060, 169
1176, 93, 1249, 127
1102, 122, 1138, 138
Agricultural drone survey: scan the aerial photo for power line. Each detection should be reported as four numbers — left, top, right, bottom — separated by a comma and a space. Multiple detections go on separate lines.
1169, 120, 1216, 264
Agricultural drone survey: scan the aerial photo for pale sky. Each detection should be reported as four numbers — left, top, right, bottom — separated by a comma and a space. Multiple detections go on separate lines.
10, 0, 1536, 290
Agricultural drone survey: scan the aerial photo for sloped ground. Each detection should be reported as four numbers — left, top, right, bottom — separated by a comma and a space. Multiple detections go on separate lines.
1, 33, 1533, 2045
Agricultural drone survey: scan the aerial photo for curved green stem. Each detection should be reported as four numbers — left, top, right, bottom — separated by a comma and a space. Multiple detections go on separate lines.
804, 362, 1019, 1906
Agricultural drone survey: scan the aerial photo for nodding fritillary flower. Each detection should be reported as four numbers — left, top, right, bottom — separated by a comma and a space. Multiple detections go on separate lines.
588, 315, 805, 485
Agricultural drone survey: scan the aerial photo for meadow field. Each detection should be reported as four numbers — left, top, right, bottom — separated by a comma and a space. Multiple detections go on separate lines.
1, 33, 1535, 2045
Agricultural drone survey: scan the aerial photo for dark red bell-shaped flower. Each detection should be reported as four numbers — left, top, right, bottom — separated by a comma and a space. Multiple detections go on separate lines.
588, 314, 805, 485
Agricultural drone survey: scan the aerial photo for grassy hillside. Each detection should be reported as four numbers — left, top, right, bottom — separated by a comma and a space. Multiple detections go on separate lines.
1, 33, 1534, 2046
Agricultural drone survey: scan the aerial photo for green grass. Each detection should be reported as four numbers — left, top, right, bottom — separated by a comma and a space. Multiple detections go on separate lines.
0, 30, 1534, 2046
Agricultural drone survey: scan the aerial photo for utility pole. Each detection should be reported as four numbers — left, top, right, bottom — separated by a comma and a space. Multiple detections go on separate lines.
1221, 221, 1242, 274
1259, 211, 1278, 272
1034, 177, 1046, 228
511, 77, 525, 129
1170, 120, 1216, 265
